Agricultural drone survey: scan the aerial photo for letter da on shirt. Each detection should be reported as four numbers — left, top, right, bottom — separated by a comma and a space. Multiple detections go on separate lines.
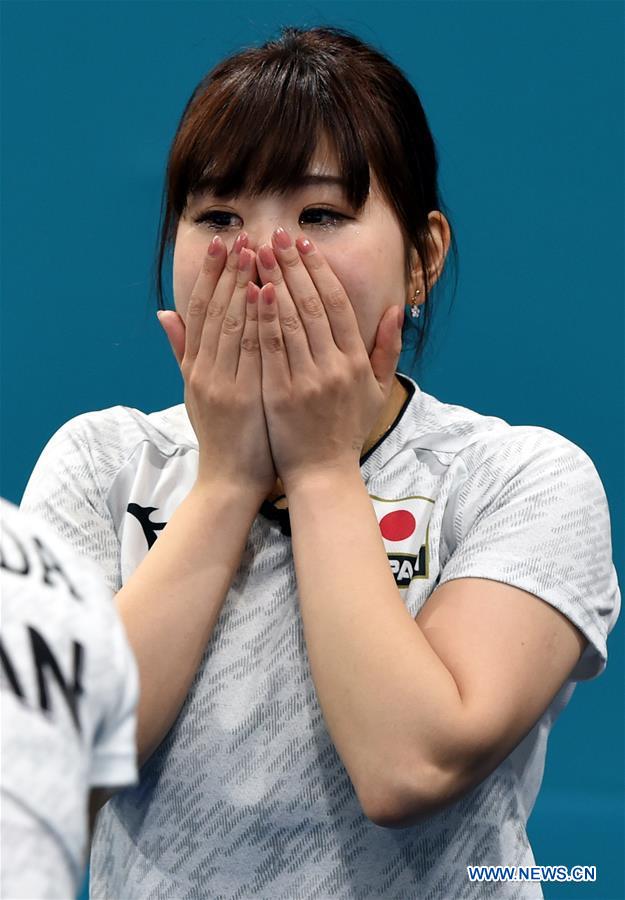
1, 522, 86, 733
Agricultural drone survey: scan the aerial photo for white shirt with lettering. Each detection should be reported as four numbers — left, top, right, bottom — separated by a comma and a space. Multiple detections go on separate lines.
0, 498, 139, 900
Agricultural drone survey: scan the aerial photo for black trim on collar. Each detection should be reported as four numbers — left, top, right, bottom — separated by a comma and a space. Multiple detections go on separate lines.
358, 372, 415, 467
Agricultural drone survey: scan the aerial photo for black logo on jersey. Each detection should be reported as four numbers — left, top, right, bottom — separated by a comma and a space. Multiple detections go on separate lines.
388, 545, 428, 587
127, 503, 167, 549
0, 628, 85, 733
1, 524, 82, 601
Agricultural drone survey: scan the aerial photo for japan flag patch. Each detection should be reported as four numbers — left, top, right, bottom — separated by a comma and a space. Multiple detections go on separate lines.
369, 494, 434, 589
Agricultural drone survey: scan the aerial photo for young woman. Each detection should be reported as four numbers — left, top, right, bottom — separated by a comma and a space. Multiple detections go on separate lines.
21, 25, 620, 899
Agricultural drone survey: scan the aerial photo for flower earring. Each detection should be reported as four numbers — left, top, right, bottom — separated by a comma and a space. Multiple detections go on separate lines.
411, 288, 422, 319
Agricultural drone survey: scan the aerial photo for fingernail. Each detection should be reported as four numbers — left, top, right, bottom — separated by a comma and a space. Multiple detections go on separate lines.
297, 237, 315, 255
208, 236, 222, 257
272, 226, 291, 249
238, 248, 252, 271
258, 245, 276, 269
233, 232, 248, 254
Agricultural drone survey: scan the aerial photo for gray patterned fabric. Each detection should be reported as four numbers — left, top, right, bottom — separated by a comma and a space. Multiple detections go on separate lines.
20, 374, 620, 899
1, 499, 138, 899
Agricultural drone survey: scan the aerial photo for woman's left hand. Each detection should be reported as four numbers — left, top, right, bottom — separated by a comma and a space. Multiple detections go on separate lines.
254, 227, 404, 492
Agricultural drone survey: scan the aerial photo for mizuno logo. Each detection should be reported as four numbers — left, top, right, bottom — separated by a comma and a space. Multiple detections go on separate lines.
127, 504, 167, 549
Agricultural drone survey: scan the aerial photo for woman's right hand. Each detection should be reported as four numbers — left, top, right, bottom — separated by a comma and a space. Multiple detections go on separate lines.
157, 232, 277, 499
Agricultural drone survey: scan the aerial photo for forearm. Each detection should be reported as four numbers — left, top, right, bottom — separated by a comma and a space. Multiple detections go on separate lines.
286, 467, 467, 821
115, 481, 262, 766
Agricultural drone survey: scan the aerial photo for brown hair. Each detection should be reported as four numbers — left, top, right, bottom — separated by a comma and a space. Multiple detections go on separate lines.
154, 24, 458, 369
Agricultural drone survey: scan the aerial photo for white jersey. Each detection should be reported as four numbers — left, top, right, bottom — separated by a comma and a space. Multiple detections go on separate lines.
20, 373, 620, 899
0, 499, 139, 900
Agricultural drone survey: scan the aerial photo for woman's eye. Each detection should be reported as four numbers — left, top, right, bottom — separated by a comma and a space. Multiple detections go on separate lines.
193, 210, 240, 230
300, 208, 348, 229
193, 207, 348, 231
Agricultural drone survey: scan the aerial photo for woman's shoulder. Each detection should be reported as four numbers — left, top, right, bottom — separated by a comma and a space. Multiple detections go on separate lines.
49, 403, 197, 459
402, 377, 593, 473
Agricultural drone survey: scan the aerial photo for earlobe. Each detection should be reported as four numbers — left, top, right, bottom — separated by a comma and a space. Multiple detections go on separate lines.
407, 215, 449, 298
408, 262, 422, 304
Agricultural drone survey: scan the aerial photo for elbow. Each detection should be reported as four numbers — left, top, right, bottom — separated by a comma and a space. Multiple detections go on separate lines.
358, 776, 452, 830
357, 757, 483, 829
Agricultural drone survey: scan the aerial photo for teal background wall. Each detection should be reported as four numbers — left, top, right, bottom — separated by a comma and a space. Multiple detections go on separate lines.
1, 2, 622, 898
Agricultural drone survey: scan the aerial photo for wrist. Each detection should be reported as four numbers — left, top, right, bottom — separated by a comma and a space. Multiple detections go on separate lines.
190, 477, 268, 512
281, 463, 364, 498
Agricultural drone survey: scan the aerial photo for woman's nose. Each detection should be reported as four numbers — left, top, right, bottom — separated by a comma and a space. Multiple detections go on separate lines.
245, 224, 295, 255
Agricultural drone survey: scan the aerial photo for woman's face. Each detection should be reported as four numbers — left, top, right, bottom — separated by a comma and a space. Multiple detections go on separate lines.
174, 140, 419, 355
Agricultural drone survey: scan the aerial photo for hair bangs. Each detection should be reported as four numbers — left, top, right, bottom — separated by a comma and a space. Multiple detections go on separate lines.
169, 53, 372, 215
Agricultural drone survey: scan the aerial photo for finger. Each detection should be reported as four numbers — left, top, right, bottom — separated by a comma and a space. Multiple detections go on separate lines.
183, 235, 227, 365
257, 283, 292, 393
213, 247, 258, 381
256, 243, 316, 377
157, 310, 186, 367
257, 237, 329, 366
236, 281, 261, 387
368, 305, 404, 392
294, 235, 363, 357
197, 232, 249, 369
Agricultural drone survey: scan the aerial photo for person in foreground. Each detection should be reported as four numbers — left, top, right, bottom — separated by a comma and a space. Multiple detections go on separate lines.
20, 25, 620, 900
0, 498, 139, 899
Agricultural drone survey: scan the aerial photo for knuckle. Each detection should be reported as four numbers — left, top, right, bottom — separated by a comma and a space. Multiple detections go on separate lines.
235, 258, 255, 287
301, 295, 324, 317
225, 254, 239, 274
325, 288, 347, 310
301, 378, 323, 401
269, 270, 284, 287
266, 334, 284, 354
235, 269, 249, 288
351, 355, 370, 378
280, 313, 301, 333
240, 335, 259, 353
187, 294, 206, 318
271, 389, 291, 412
258, 306, 277, 324
206, 383, 226, 406
187, 370, 203, 393
221, 313, 243, 334
283, 253, 301, 270
205, 300, 226, 320
327, 367, 346, 390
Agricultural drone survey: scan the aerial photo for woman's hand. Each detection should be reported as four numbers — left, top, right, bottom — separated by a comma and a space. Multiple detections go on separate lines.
157, 233, 277, 498
254, 228, 404, 492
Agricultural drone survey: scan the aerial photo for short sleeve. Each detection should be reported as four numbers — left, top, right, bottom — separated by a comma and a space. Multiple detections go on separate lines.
20, 416, 122, 591
90, 609, 139, 788
438, 429, 621, 681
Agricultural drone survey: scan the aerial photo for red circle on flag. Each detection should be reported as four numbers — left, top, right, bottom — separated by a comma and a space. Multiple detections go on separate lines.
379, 509, 416, 542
